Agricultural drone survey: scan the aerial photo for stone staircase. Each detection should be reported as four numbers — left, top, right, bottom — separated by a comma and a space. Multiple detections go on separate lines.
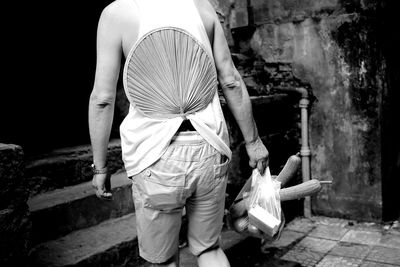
26, 144, 249, 267
26, 157, 143, 266
28, 171, 133, 246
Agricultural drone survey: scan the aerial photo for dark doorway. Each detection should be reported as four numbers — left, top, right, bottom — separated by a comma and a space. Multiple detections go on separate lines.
1, 0, 116, 157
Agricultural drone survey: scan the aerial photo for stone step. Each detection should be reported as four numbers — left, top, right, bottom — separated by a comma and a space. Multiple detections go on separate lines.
25, 139, 124, 197
29, 212, 249, 267
28, 171, 134, 245
29, 213, 142, 267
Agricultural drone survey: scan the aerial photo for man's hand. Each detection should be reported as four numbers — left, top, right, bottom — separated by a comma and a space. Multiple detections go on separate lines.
92, 172, 112, 200
245, 137, 269, 175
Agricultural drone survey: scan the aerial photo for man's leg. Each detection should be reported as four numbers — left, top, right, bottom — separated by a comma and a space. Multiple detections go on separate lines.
131, 166, 184, 265
185, 150, 231, 266
197, 247, 230, 267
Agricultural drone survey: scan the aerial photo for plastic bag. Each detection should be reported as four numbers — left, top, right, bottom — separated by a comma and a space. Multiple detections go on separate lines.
246, 167, 282, 237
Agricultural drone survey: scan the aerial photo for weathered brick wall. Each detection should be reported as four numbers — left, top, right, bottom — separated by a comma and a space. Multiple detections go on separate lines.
217, 0, 387, 221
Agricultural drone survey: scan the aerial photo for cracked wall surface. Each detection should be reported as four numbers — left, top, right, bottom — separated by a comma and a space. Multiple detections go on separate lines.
217, 0, 389, 221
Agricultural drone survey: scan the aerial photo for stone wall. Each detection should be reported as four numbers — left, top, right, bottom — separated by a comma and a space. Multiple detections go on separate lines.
24, 140, 123, 197
216, 0, 387, 221
0, 144, 31, 267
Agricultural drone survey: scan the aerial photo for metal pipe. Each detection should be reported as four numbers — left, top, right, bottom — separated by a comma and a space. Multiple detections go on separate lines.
273, 86, 312, 217
299, 98, 311, 217
273, 86, 309, 99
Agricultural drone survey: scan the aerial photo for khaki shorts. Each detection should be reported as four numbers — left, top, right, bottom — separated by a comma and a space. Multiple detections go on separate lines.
131, 131, 230, 263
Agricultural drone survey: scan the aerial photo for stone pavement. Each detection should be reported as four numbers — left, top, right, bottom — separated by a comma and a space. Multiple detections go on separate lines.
258, 216, 400, 267
178, 216, 400, 266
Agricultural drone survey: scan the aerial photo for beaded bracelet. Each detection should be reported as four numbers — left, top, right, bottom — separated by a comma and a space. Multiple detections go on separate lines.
91, 164, 108, 175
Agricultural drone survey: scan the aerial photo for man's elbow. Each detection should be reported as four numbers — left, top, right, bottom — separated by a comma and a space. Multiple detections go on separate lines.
219, 74, 241, 92
89, 91, 115, 108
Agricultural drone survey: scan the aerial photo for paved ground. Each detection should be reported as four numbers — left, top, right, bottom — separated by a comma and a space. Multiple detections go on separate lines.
177, 215, 400, 266
229, 216, 400, 267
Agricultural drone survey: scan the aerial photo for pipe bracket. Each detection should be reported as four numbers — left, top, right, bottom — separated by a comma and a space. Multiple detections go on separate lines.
299, 98, 310, 108
300, 149, 311, 156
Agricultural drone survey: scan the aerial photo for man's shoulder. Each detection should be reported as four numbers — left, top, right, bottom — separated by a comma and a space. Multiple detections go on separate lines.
193, 0, 218, 18
193, 0, 218, 34
99, 0, 138, 29
101, 0, 136, 20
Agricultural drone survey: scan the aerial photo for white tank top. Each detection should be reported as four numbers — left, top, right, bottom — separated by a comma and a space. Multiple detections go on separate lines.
120, 0, 231, 177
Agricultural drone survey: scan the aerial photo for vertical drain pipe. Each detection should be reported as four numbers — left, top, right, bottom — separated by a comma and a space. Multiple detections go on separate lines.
274, 87, 312, 217
299, 95, 311, 218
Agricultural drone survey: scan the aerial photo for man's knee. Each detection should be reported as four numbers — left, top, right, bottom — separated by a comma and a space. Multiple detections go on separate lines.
197, 241, 220, 258
144, 253, 179, 267
197, 246, 230, 267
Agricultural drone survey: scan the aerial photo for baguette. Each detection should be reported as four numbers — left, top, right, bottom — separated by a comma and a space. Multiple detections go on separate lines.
276, 153, 301, 187
248, 223, 262, 236
279, 179, 322, 201
230, 197, 248, 219
233, 216, 249, 233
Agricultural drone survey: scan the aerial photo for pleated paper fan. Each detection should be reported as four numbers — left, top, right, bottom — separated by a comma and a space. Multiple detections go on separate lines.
124, 27, 217, 119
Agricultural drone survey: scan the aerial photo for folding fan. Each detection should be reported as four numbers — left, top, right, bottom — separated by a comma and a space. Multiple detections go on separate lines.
125, 27, 217, 119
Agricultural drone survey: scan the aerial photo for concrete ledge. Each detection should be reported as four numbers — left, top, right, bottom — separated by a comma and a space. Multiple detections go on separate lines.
28, 171, 133, 245
0, 143, 31, 267
29, 213, 140, 267
0, 143, 26, 209
220, 94, 292, 107
25, 139, 124, 197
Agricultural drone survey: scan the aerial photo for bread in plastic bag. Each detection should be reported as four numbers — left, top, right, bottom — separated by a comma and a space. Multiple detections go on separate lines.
246, 167, 282, 237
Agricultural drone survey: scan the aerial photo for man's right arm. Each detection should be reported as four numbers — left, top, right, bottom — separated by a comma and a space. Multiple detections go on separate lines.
211, 13, 269, 174
88, 4, 122, 170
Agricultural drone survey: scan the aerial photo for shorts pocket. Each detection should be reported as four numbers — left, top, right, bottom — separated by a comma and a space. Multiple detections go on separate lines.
213, 156, 230, 202
133, 166, 186, 212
